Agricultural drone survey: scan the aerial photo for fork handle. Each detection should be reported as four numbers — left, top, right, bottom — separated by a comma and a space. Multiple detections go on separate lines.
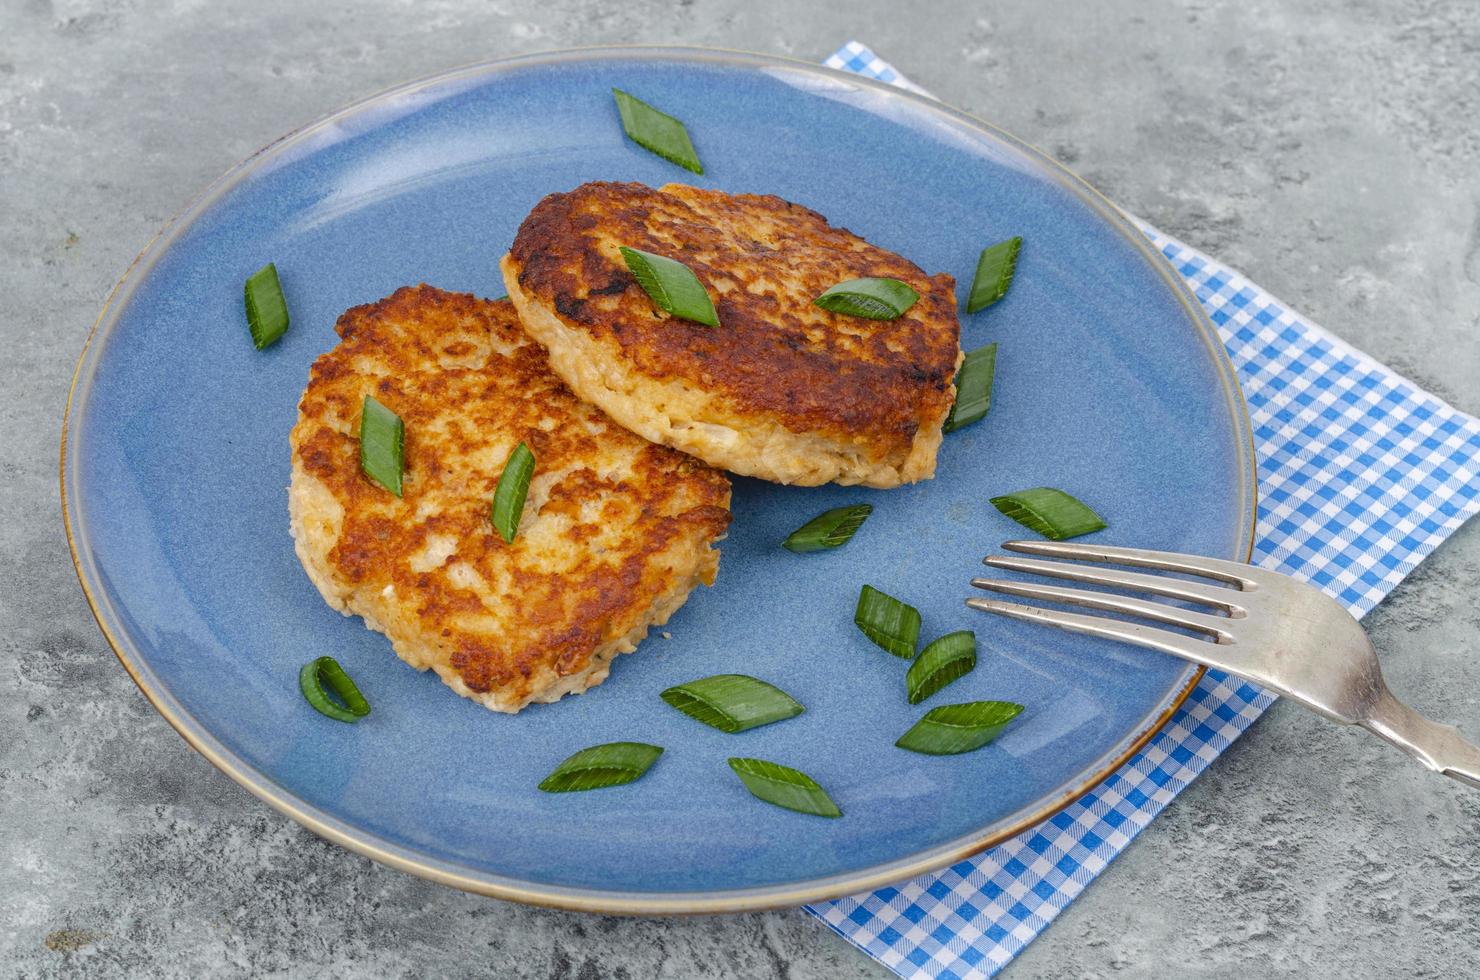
1362, 688, 1480, 790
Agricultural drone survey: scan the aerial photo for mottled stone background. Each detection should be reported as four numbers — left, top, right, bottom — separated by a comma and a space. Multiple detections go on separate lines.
3, 1, 1478, 977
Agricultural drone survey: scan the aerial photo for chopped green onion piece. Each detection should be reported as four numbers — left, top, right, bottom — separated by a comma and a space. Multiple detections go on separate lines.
612, 88, 704, 174
966, 236, 1022, 313
727, 757, 841, 818
490, 442, 536, 544
813, 277, 920, 320
491, 293, 509, 302
299, 656, 370, 723
782, 503, 873, 553
538, 741, 663, 793
906, 631, 977, 705
990, 487, 1107, 540
243, 262, 289, 350
896, 700, 1024, 755
359, 395, 404, 497
854, 584, 921, 659
619, 246, 719, 327
661, 674, 804, 733
943, 343, 997, 433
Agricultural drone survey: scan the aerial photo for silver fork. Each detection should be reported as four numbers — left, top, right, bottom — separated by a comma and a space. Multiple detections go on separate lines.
967, 539, 1480, 789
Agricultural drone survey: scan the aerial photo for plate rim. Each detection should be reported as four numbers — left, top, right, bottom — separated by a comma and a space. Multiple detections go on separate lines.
60, 44, 1257, 914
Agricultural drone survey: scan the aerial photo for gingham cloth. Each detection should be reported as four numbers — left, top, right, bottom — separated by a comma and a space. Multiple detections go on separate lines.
808, 42, 1480, 979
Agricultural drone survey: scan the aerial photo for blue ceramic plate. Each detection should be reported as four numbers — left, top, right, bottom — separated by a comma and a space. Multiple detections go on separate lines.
64, 48, 1255, 912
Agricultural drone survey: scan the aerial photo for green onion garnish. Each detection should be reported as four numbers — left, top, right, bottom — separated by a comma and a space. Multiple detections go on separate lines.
619, 246, 719, 327
906, 631, 977, 705
660, 674, 804, 733
538, 741, 664, 793
359, 395, 404, 497
298, 656, 370, 723
813, 277, 920, 320
990, 487, 1107, 540
943, 343, 997, 433
612, 88, 704, 174
854, 584, 921, 659
490, 442, 536, 544
895, 700, 1024, 755
782, 503, 873, 553
966, 236, 1022, 313
243, 262, 290, 350
727, 757, 841, 818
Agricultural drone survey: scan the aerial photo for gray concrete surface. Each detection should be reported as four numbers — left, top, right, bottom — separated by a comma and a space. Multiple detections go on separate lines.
3, 0, 1478, 976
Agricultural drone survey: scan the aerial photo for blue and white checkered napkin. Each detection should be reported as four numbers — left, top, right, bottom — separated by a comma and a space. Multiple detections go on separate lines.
810, 41, 1480, 979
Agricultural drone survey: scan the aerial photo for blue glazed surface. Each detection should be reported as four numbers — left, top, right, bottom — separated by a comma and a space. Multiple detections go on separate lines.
67, 50, 1253, 904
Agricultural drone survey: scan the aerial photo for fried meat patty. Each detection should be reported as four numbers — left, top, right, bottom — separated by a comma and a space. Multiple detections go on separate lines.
501, 182, 962, 488
289, 285, 731, 713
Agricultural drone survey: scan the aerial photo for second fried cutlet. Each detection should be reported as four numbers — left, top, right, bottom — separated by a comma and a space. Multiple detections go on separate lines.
501, 181, 962, 488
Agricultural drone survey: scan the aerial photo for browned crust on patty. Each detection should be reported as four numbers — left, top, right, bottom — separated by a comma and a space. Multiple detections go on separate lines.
289, 285, 731, 711
506, 182, 961, 476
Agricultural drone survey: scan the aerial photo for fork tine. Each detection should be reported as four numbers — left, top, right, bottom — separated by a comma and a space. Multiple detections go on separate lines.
983, 555, 1248, 612
964, 596, 1224, 668
1000, 539, 1261, 588
971, 578, 1236, 640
